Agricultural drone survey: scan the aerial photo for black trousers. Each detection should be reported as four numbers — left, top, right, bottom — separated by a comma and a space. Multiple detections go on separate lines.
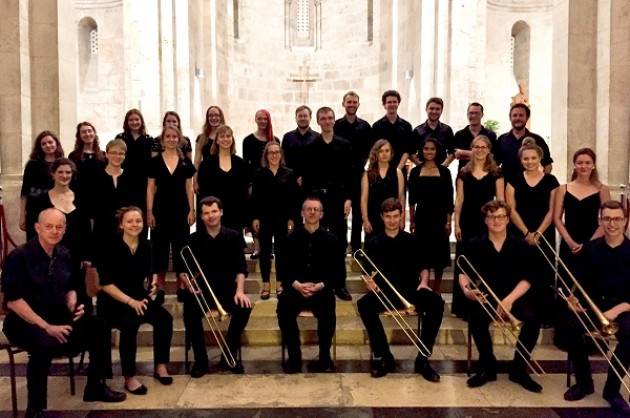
276, 289, 336, 361
312, 190, 348, 289
151, 215, 189, 274
468, 296, 541, 372
258, 219, 288, 284
560, 309, 630, 394
350, 183, 363, 251
357, 288, 445, 359
101, 301, 173, 377
182, 292, 251, 364
3, 315, 112, 411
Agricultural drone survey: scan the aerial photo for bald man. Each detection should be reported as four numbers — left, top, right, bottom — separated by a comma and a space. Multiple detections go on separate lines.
2, 208, 125, 418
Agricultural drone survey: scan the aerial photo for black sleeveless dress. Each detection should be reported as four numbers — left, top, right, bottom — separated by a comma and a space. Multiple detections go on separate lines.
366, 165, 399, 236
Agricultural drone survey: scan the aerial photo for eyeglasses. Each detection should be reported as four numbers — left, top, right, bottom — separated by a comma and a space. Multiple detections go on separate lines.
601, 216, 626, 224
486, 214, 508, 221
472, 145, 489, 150
107, 151, 126, 156
304, 207, 322, 213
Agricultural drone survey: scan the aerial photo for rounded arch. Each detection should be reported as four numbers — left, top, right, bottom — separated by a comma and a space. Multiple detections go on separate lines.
78, 16, 98, 89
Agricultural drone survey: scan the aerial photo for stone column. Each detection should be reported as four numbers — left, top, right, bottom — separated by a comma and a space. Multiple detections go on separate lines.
551, 0, 598, 182
174, 0, 192, 135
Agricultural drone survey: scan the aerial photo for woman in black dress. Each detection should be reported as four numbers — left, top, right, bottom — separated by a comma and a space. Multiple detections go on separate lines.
197, 125, 250, 233
408, 138, 454, 293
506, 138, 559, 325
98, 206, 173, 395
452, 135, 504, 318
147, 126, 196, 298
69, 122, 107, 221
19, 131, 64, 240
194, 105, 225, 169
156, 111, 193, 160
251, 142, 300, 299
360, 139, 405, 238
115, 109, 157, 212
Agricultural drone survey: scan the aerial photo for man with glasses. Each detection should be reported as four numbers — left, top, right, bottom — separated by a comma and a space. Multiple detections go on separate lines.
560, 200, 630, 415
458, 200, 542, 393
276, 196, 344, 373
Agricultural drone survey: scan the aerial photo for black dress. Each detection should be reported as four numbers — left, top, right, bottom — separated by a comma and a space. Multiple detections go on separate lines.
68, 150, 107, 220
408, 164, 454, 270
21, 159, 54, 240
242, 134, 279, 171
366, 165, 399, 236
195, 134, 213, 162
115, 132, 157, 212
197, 155, 250, 232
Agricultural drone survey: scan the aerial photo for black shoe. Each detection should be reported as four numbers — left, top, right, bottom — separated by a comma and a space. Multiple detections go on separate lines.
218, 357, 245, 374
83, 383, 127, 402
310, 357, 336, 373
154, 289, 166, 306
335, 287, 352, 301
124, 383, 148, 395
467, 371, 497, 388
25, 408, 45, 418
283, 358, 302, 374
509, 370, 543, 393
190, 362, 209, 378
153, 372, 174, 385
563, 383, 594, 401
415, 357, 440, 383
603, 391, 630, 415
370, 355, 395, 378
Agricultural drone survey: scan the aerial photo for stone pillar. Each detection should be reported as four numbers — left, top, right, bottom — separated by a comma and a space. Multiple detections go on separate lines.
160, 0, 176, 113
551, 0, 597, 182
174, 0, 192, 136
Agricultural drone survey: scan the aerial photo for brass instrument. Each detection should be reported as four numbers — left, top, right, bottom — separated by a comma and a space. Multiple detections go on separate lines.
533, 231, 630, 394
180, 245, 237, 368
457, 255, 546, 376
353, 249, 431, 358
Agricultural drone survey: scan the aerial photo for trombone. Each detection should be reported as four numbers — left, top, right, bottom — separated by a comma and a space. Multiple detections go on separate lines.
533, 231, 630, 394
456, 255, 546, 376
180, 245, 237, 368
353, 249, 431, 358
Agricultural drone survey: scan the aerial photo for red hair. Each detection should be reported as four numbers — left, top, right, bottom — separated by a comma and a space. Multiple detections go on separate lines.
257, 109, 274, 142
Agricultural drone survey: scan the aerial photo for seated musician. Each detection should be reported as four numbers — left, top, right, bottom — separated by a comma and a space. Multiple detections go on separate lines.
1, 208, 125, 418
459, 200, 543, 392
181, 196, 252, 377
277, 196, 344, 373
560, 200, 630, 415
357, 198, 444, 380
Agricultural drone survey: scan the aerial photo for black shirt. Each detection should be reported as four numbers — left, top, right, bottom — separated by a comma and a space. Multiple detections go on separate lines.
334, 116, 374, 179
242, 134, 280, 171
21, 159, 54, 235
116, 132, 157, 208
582, 237, 630, 311
195, 134, 214, 162
453, 126, 498, 173
372, 116, 413, 168
92, 169, 135, 238
284, 226, 344, 290
463, 234, 534, 299
251, 166, 300, 224
301, 135, 353, 201
1, 239, 75, 323
148, 155, 196, 218
411, 121, 455, 165
68, 150, 107, 218
364, 231, 421, 299
186, 226, 247, 304
508, 173, 559, 236
281, 128, 320, 174
495, 129, 553, 183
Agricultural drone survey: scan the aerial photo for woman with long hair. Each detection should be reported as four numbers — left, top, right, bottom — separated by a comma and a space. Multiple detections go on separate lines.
97, 206, 173, 395
194, 105, 225, 194
19, 131, 64, 240
408, 138, 454, 293
251, 142, 300, 298
452, 135, 504, 318
156, 111, 193, 160
147, 126, 196, 301
243, 109, 279, 171
197, 125, 250, 234
360, 139, 405, 238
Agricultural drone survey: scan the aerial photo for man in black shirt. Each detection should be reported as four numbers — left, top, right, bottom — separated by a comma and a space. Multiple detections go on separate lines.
335, 91, 375, 252
411, 97, 455, 166
277, 196, 344, 373
459, 200, 542, 393
453, 102, 497, 173
372, 90, 413, 173
281, 105, 321, 175
560, 201, 630, 415
495, 103, 553, 183
2, 209, 125, 418
302, 106, 353, 301
181, 196, 252, 377
357, 198, 444, 380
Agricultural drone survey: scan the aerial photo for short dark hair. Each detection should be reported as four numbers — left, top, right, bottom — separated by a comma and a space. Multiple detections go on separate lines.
600, 200, 625, 214
381, 90, 401, 105
295, 105, 312, 117
199, 196, 223, 210
481, 200, 511, 217
381, 197, 403, 215
468, 102, 484, 113
425, 97, 444, 109
316, 106, 335, 121
510, 103, 531, 118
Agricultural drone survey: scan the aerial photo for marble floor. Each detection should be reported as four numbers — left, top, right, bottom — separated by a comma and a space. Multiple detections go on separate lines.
1, 346, 627, 417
